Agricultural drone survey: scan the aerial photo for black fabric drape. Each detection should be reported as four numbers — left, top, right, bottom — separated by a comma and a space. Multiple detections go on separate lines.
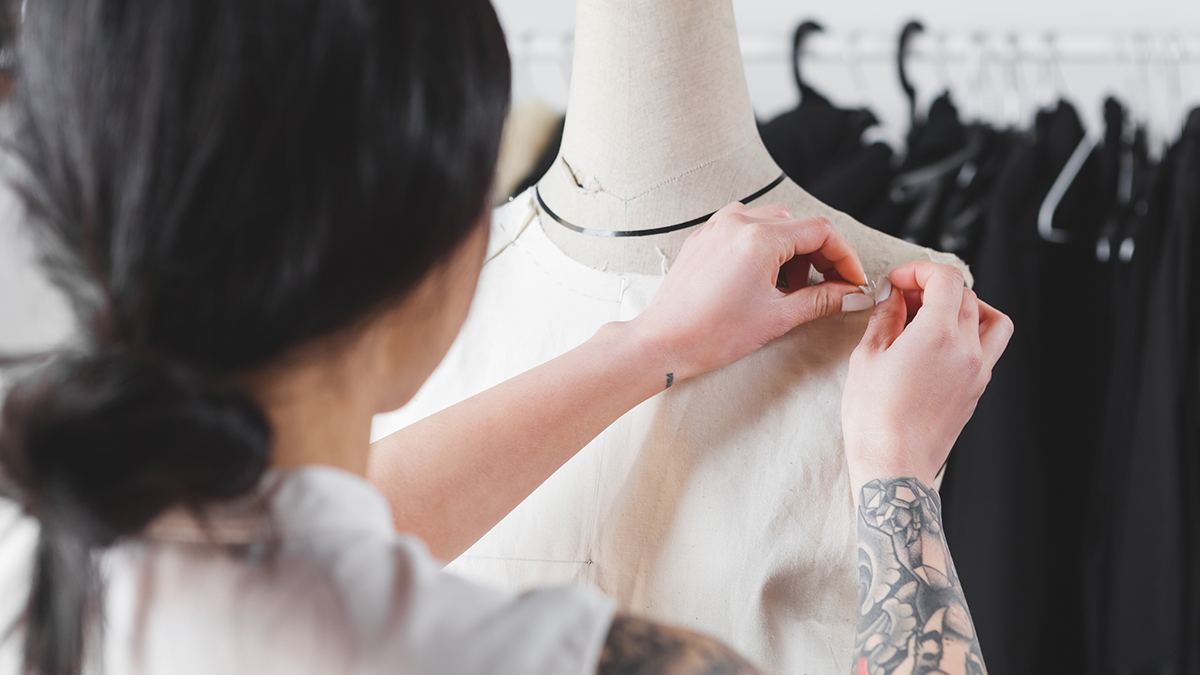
1086, 107, 1200, 675
1084, 114, 1163, 675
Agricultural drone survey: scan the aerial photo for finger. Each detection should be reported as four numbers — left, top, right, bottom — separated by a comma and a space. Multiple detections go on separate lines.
779, 281, 867, 326
774, 217, 868, 287
959, 289, 981, 346
804, 250, 856, 285
807, 249, 839, 277
977, 299, 1015, 369
744, 202, 793, 221
709, 201, 748, 223
695, 201, 748, 238
903, 289, 924, 321
820, 268, 851, 284
888, 261, 966, 324
857, 283, 908, 353
781, 256, 811, 291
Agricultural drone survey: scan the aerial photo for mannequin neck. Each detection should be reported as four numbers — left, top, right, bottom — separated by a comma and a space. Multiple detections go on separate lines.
536, 0, 784, 274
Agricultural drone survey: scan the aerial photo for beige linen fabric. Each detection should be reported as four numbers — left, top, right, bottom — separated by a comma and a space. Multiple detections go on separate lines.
0, 467, 615, 675
374, 192, 890, 673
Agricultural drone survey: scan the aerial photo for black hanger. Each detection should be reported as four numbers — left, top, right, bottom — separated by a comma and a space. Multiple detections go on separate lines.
898, 21, 925, 125
791, 20, 824, 102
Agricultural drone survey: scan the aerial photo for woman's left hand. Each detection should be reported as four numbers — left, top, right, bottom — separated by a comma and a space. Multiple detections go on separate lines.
627, 202, 869, 382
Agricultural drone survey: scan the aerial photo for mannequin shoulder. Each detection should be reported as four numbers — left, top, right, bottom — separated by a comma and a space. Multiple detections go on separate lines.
772, 181, 973, 287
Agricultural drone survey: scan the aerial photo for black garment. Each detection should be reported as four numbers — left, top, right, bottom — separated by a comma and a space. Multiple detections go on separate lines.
804, 141, 894, 220
1090, 99, 1135, 393
940, 100, 1106, 675
1083, 108, 1159, 675
934, 126, 1018, 264
759, 87, 893, 219
864, 92, 971, 244
1086, 108, 1200, 675
1187, 113, 1200, 675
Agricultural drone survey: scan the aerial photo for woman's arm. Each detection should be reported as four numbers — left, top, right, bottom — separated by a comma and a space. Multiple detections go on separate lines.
842, 262, 1013, 674
368, 322, 671, 560
852, 477, 984, 674
369, 202, 870, 560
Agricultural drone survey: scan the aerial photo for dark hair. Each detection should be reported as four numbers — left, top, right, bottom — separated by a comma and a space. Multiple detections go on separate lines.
0, 0, 510, 672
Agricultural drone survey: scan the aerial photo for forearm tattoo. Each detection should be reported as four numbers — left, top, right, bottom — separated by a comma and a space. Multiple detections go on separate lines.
599, 614, 760, 675
853, 478, 987, 675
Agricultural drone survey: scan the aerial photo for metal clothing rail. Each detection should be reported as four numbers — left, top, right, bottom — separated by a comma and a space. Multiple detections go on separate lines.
508, 30, 1200, 66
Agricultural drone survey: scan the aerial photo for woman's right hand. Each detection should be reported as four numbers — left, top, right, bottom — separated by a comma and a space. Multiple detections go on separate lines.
628, 201, 870, 384
841, 262, 1014, 500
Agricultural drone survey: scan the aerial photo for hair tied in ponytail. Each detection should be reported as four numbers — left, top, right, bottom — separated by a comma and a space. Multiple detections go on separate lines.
0, 350, 272, 674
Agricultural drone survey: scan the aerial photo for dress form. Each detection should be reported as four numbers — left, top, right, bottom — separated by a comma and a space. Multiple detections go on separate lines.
537, 0, 970, 280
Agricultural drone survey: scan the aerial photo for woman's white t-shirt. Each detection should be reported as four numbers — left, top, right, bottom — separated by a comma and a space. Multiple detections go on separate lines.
0, 466, 615, 675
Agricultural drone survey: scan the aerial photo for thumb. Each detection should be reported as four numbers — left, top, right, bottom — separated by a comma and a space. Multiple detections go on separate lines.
781, 281, 868, 326
859, 281, 907, 353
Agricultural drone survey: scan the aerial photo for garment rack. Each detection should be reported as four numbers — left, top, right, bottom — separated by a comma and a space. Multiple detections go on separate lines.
509, 30, 1200, 66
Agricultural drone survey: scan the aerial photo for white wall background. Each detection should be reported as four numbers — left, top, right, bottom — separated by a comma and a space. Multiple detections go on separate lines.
495, 0, 1200, 39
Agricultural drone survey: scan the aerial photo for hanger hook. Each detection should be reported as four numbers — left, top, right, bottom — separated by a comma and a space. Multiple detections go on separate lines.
898, 20, 926, 122
792, 20, 824, 99
1046, 31, 1068, 100
935, 31, 952, 96
1165, 34, 1184, 138
848, 30, 871, 105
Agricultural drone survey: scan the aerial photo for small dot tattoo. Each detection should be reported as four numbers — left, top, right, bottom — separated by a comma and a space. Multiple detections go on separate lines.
665, 373, 674, 389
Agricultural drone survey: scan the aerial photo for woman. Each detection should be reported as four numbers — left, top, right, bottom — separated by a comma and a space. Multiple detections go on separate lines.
0, 0, 1011, 674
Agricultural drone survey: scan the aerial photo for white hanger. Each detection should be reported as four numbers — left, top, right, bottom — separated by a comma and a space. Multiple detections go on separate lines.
1038, 132, 1100, 244
1037, 37, 1100, 245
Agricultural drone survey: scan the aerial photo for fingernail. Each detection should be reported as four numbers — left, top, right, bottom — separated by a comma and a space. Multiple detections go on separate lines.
875, 277, 892, 304
841, 293, 875, 313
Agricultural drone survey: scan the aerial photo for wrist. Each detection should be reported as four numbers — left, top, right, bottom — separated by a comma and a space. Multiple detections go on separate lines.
613, 316, 697, 385
849, 472, 939, 511
845, 444, 937, 508
591, 321, 679, 397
